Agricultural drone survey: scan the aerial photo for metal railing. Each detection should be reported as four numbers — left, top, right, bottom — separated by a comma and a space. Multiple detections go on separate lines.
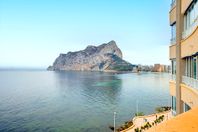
182, 76, 198, 89
170, 1, 176, 9
182, 17, 198, 39
170, 37, 176, 45
171, 109, 176, 116
170, 74, 176, 81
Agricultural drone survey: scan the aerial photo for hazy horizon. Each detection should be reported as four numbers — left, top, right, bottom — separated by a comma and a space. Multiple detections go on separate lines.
0, 0, 171, 68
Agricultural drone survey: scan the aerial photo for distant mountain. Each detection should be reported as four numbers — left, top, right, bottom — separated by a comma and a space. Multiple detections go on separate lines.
47, 40, 134, 71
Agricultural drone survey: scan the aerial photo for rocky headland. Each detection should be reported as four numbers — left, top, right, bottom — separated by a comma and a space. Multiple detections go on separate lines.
48, 40, 134, 72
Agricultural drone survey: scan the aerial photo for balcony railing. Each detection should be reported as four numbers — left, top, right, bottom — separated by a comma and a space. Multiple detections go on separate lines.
171, 109, 176, 116
182, 17, 198, 39
170, 0, 176, 9
182, 76, 198, 89
170, 74, 176, 81
170, 37, 176, 45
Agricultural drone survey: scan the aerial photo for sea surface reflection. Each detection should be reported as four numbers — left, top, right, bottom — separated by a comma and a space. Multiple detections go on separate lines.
0, 71, 170, 132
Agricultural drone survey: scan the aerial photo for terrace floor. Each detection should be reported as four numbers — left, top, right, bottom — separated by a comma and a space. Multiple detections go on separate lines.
146, 107, 198, 132
123, 111, 172, 132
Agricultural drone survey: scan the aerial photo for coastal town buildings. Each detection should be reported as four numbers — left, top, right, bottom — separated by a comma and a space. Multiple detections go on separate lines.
137, 64, 153, 72
136, 64, 170, 72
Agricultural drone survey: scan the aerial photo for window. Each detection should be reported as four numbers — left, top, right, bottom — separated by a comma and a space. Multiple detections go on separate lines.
183, 0, 198, 31
171, 59, 176, 74
184, 103, 191, 112
185, 56, 198, 78
190, 7, 194, 25
193, 57, 197, 79
171, 23, 176, 41
195, 1, 198, 19
185, 57, 193, 77
172, 96, 176, 112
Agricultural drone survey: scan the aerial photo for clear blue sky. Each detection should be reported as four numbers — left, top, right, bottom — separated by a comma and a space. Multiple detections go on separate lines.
0, 0, 171, 68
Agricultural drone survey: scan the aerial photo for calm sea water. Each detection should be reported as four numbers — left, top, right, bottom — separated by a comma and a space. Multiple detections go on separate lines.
0, 71, 170, 132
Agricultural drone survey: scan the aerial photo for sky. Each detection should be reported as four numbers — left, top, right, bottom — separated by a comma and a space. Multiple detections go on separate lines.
0, 0, 171, 68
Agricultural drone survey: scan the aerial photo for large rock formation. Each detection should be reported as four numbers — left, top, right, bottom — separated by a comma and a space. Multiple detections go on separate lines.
47, 40, 134, 71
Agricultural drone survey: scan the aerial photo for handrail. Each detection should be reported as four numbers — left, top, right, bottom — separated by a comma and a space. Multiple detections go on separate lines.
182, 76, 198, 90
170, 37, 176, 45
169, 74, 176, 81
170, 1, 176, 10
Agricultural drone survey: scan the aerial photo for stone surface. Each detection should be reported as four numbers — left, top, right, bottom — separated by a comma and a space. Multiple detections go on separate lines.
48, 40, 134, 71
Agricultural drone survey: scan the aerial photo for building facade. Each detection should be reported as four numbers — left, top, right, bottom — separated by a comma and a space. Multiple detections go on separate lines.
169, 0, 198, 115
152, 64, 170, 72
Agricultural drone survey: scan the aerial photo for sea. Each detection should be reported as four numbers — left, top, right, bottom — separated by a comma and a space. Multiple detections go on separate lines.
0, 70, 170, 132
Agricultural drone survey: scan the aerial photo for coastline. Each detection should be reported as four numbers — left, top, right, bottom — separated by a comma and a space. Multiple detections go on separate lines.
47, 69, 169, 74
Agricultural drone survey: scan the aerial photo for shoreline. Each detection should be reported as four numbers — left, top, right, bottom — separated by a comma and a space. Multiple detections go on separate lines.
47, 69, 169, 74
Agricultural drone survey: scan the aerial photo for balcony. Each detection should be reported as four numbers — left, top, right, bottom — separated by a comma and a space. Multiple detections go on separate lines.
170, 0, 176, 10
169, 44, 176, 59
182, 17, 198, 39
170, 37, 176, 45
170, 74, 176, 81
182, 76, 198, 89
169, 5, 176, 25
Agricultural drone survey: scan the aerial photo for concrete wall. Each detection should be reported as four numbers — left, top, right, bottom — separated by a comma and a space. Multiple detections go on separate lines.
181, 27, 198, 58
169, 44, 176, 59
181, 84, 198, 108
169, 81, 198, 108
169, 6, 176, 25
170, 81, 176, 96
181, 0, 193, 14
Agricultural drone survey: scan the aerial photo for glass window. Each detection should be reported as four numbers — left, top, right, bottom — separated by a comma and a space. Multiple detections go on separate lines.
193, 57, 197, 79
195, 1, 198, 19
190, 7, 194, 26
184, 0, 198, 29
187, 11, 190, 28
184, 15, 186, 30
184, 103, 191, 112
190, 57, 192, 77
171, 23, 176, 41
171, 59, 176, 74
184, 0, 198, 31
172, 96, 176, 112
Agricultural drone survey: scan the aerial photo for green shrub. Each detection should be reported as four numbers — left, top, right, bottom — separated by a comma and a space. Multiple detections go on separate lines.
155, 106, 171, 113
152, 122, 155, 126
155, 107, 164, 113
135, 128, 140, 132
114, 120, 133, 131
135, 112, 145, 116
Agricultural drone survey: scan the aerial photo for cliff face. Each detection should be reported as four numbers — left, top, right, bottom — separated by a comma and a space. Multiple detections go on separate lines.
48, 41, 134, 71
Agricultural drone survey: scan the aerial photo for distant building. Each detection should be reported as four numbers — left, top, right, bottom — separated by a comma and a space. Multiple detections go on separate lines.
137, 64, 152, 72
151, 64, 170, 72
136, 64, 170, 73
152, 64, 162, 72
132, 65, 138, 72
